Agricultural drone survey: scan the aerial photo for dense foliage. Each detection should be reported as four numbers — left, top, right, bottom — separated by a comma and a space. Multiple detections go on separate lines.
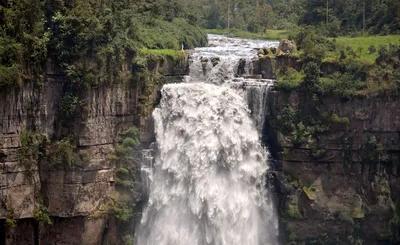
275, 26, 400, 98
181, 0, 400, 36
0, 0, 206, 87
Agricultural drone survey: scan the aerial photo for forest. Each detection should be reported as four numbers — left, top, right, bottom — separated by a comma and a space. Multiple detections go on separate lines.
182, 0, 400, 36
0, 0, 207, 87
0, 0, 399, 94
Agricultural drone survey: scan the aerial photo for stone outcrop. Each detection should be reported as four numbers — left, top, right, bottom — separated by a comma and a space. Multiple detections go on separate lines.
252, 55, 302, 79
278, 39, 297, 54
0, 56, 188, 244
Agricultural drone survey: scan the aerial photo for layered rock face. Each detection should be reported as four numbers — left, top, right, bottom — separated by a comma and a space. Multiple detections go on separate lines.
0, 57, 188, 245
265, 90, 400, 244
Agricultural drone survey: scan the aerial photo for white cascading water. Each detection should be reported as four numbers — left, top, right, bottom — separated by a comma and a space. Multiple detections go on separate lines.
136, 35, 280, 245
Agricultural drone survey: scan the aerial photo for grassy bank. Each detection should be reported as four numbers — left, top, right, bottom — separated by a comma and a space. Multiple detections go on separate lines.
139, 49, 185, 60
203, 29, 289, 40
329, 35, 400, 63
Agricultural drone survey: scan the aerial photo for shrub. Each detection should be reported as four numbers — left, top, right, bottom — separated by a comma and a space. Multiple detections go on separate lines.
123, 235, 134, 245
46, 138, 80, 167
361, 136, 387, 164
368, 45, 376, 54
113, 202, 134, 223
276, 68, 304, 91
5, 217, 16, 228
276, 105, 297, 133
17, 131, 48, 168
61, 93, 79, 118
33, 205, 52, 225
303, 62, 323, 96
0, 65, 20, 87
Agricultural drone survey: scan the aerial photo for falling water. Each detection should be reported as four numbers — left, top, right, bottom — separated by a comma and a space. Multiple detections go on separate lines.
136, 35, 280, 245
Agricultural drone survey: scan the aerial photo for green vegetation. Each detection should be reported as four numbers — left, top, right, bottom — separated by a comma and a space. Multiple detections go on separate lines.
333, 35, 400, 63
302, 186, 317, 201
390, 200, 400, 243
17, 130, 81, 169
116, 126, 140, 160
33, 205, 52, 225
5, 208, 17, 227
5, 217, 16, 228
139, 49, 185, 60
61, 93, 79, 118
273, 27, 400, 98
307, 235, 363, 245
352, 207, 365, 219
285, 202, 303, 219
361, 136, 387, 165
46, 138, 80, 167
0, 0, 206, 88
113, 202, 134, 223
184, 0, 399, 40
123, 235, 134, 245
112, 126, 140, 193
276, 68, 304, 91
17, 131, 48, 168
204, 29, 289, 40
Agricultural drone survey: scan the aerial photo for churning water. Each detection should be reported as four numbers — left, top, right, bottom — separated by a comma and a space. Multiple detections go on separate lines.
136, 35, 280, 245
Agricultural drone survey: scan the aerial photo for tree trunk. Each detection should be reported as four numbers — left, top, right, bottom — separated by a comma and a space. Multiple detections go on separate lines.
363, 1, 366, 35
326, 0, 329, 25
228, 0, 231, 30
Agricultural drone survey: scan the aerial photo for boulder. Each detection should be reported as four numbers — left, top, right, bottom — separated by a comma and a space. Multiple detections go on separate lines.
211, 57, 220, 67
278, 39, 297, 53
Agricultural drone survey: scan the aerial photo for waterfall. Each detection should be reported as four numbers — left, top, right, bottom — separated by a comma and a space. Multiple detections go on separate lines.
136, 34, 280, 245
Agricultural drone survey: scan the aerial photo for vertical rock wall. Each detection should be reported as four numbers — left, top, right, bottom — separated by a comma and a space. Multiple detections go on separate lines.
0, 56, 188, 244
265, 89, 400, 244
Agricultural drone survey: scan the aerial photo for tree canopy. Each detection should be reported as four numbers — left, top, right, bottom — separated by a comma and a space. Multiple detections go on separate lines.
0, 0, 207, 86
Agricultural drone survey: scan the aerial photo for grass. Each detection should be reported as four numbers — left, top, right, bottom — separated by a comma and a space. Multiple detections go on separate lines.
203, 29, 289, 40
331, 35, 400, 63
139, 48, 185, 60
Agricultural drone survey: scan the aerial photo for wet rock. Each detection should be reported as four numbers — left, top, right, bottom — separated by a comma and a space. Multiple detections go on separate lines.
262, 47, 271, 55
211, 57, 220, 67
237, 58, 246, 76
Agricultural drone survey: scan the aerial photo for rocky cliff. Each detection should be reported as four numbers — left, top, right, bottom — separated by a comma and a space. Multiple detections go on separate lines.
0, 56, 188, 245
253, 56, 400, 244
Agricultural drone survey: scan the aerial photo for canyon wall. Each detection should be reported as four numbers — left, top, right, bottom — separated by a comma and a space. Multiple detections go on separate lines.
0, 56, 188, 245
254, 55, 400, 244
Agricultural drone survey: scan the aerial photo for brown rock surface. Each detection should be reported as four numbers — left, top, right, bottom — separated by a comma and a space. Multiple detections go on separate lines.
266, 90, 400, 243
0, 56, 188, 244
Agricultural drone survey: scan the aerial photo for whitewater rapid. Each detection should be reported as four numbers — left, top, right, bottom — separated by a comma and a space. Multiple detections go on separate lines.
136, 34, 279, 245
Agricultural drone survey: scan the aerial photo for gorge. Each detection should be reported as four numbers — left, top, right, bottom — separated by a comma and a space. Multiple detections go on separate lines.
0, 33, 399, 245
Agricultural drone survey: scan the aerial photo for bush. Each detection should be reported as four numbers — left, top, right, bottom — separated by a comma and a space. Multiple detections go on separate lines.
113, 202, 134, 223
276, 68, 304, 91
17, 131, 48, 168
46, 138, 80, 167
303, 62, 323, 96
33, 205, 52, 225
123, 235, 134, 245
361, 136, 387, 164
5, 217, 16, 228
0, 65, 20, 87
61, 93, 79, 118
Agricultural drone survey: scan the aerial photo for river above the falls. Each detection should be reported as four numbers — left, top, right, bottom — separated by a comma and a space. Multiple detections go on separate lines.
136, 34, 280, 245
